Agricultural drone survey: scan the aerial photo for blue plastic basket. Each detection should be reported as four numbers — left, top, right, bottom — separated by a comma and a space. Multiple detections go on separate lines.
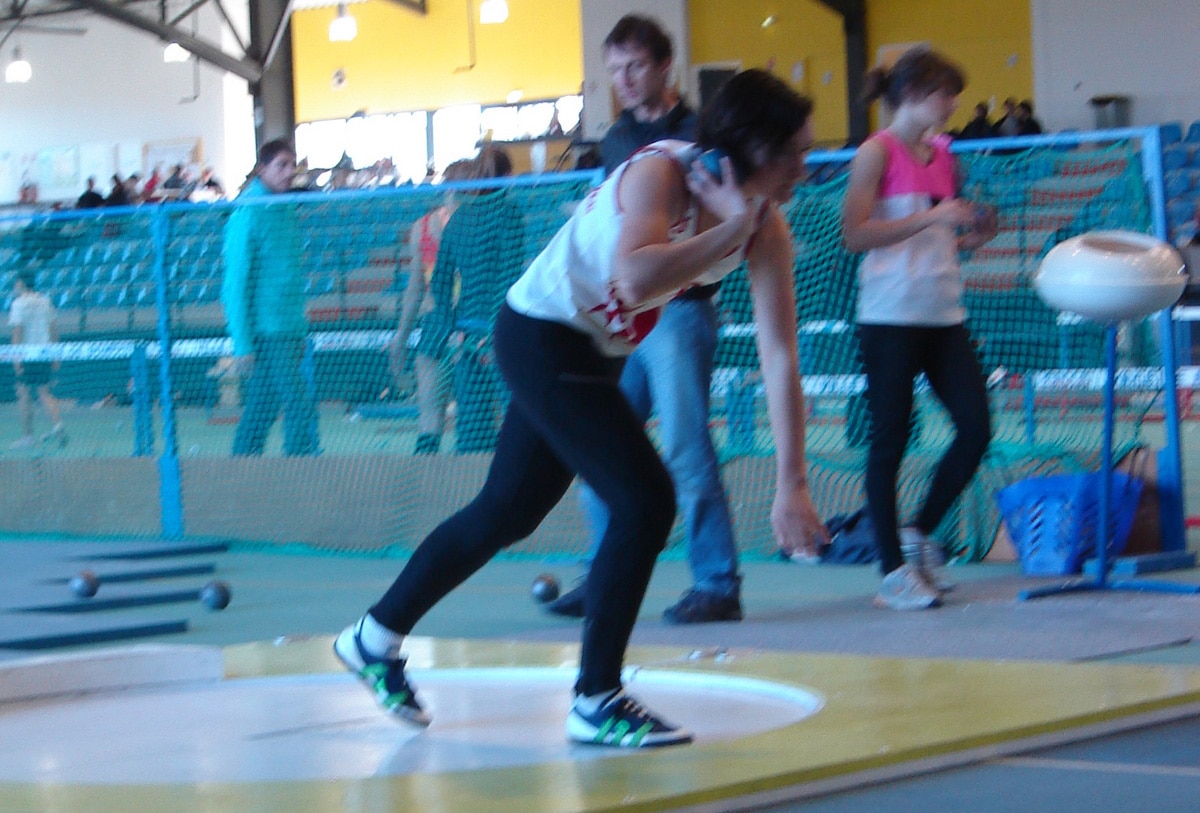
995, 472, 1144, 576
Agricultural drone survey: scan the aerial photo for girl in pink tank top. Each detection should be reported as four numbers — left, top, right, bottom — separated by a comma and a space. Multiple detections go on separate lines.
841, 47, 997, 612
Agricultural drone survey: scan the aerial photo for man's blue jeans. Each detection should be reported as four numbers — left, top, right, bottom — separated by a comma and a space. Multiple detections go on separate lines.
578, 297, 740, 597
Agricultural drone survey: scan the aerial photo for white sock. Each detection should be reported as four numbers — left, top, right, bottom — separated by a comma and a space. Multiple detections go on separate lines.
356, 613, 404, 660
573, 687, 621, 715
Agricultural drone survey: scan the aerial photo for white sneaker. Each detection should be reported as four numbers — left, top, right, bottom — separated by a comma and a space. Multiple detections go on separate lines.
874, 564, 941, 611
566, 689, 692, 748
900, 527, 954, 592
333, 620, 431, 727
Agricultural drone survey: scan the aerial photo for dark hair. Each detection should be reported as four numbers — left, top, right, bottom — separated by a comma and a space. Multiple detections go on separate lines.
476, 145, 513, 179
1017, 99, 1034, 114
257, 138, 295, 168
696, 69, 813, 184
17, 269, 36, 291
441, 158, 476, 183
603, 14, 672, 64
861, 48, 965, 109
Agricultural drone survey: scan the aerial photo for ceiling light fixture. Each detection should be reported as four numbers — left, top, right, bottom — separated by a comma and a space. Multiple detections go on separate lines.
329, 3, 358, 42
163, 42, 191, 63
479, 0, 508, 25
5, 47, 31, 84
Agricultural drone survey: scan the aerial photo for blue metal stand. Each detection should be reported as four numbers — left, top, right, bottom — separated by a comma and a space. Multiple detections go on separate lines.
1021, 324, 1199, 600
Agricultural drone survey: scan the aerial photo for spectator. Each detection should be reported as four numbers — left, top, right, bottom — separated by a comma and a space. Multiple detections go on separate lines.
124, 173, 142, 204
76, 176, 104, 209
992, 97, 1019, 137
221, 139, 319, 457
1014, 100, 1044, 135
957, 102, 993, 139
162, 164, 186, 190
142, 166, 163, 199
549, 13, 743, 625
104, 174, 129, 207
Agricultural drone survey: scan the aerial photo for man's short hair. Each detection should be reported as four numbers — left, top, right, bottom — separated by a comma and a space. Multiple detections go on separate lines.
257, 138, 295, 167
17, 269, 36, 291
603, 14, 672, 64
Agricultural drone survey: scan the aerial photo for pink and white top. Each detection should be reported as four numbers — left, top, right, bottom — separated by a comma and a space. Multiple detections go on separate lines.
507, 139, 762, 357
856, 130, 965, 326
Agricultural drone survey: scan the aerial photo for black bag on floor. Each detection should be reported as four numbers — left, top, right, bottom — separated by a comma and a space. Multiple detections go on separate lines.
819, 508, 879, 564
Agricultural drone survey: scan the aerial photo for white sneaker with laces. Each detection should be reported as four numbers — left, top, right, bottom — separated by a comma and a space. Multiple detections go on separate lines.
900, 527, 954, 592
874, 563, 941, 611
566, 688, 692, 748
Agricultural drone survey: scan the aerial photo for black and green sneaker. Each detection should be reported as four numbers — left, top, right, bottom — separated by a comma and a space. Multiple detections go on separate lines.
566, 689, 692, 748
334, 619, 430, 727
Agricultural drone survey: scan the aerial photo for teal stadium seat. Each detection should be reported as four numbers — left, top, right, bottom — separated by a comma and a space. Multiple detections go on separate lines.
55, 288, 80, 310
1161, 122, 1184, 145
1162, 144, 1188, 172
1166, 170, 1193, 199
1185, 121, 1200, 144
1168, 200, 1194, 230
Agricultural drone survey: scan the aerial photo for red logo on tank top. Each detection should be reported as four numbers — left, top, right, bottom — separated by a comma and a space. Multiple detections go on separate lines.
588, 287, 661, 346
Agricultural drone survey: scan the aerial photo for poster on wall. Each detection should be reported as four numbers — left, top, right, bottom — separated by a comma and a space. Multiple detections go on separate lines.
36, 146, 81, 202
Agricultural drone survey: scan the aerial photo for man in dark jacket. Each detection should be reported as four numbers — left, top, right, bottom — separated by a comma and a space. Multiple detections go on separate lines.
549, 15, 744, 625
957, 103, 993, 140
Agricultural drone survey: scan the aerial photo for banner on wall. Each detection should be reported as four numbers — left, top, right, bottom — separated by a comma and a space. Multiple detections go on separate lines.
37, 146, 80, 193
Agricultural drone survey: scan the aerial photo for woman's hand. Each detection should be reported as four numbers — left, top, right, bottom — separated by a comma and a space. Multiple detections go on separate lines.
686, 155, 750, 226
959, 202, 999, 250
928, 198, 976, 229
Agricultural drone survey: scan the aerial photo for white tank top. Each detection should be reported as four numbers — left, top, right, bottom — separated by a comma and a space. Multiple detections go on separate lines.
507, 139, 762, 356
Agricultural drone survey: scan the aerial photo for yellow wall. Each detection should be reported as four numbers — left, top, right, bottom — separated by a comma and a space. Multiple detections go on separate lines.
866, 0, 1032, 132
292, 0, 583, 123
688, 0, 848, 146
292, 1, 1033, 140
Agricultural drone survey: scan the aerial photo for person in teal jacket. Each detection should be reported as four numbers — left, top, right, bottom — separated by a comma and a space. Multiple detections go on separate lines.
221, 139, 319, 456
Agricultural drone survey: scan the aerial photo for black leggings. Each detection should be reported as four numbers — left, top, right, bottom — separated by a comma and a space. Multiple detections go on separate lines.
858, 323, 991, 575
370, 304, 676, 696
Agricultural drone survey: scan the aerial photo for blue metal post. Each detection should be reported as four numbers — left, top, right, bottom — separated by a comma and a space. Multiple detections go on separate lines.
1157, 308, 1186, 552
150, 208, 183, 538
1094, 324, 1117, 582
